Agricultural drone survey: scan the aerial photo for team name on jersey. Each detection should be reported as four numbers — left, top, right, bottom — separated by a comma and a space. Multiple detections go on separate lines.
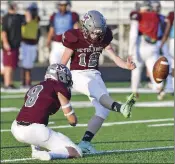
76, 46, 103, 53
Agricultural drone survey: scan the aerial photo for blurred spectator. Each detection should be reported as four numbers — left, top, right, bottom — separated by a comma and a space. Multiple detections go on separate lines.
128, 1, 163, 98
20, 2, 40, 89
1, 2, 24, 89
1, 10, 5, 82
150, 1, 174, 99
46, 0, 79, 66
157, 10, 174, 99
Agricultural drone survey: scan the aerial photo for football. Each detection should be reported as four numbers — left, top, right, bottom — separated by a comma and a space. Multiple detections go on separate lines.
153, 56, 169, 83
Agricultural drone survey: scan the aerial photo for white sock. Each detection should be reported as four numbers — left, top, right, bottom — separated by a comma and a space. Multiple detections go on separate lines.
49, 147, 69, 159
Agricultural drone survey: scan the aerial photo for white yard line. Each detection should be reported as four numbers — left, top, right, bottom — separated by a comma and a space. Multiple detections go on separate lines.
1, 95, 25, 99
148, 123, 174, 127
1, 146, 174, 163
0, 101, 174, 113
1, 118, 173, 132
1, 158, 35, 163
1, 87, 160, 95
48, 122, 55, 125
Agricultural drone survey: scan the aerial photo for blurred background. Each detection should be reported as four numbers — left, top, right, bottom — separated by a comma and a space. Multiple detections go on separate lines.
0, 0, 174, 83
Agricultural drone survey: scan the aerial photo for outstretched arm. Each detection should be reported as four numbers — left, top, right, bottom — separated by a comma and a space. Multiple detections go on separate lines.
57, 92, 77, 126
105, 44, 136, 70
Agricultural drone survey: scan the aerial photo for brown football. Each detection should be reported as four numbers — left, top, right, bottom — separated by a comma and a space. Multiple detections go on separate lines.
153, 56, 169, 83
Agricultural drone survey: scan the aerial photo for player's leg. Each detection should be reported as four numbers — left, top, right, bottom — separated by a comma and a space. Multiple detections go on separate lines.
78, 97, 109, 153
145, 55, 163, 92
131, 61, 143, 98
11, 120, 82, 160
131, 37, 144, 98
0, 48, 4, 86
72, 70, 136, 117
160, 42, 174, 98
21, 43, 37, 88
3, 48, 19, 88
1, 48, 4, 75
44, 130, 82, 159
72, 71, 136, 153
169, 38, 174, 88
49, 42, 65, 65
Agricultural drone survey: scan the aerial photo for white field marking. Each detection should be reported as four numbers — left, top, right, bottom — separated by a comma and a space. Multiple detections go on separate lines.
1, 108, 19, 112
160, 61, 169, 65
1, 87, 160, 94
48, 121, 55, 125
1, 158, 35, 163
1, 95, 24, 99
1, 101, 174, 113
1, 146, 174, 163
1, 118, 173, 132
148, 123, 174, 127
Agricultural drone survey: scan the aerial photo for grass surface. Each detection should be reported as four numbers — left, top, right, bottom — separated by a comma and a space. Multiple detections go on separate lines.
0, 82, 174, 163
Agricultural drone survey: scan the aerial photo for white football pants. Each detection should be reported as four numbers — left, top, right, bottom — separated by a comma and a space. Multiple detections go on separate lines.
131, 36, 163, 92
156, 40, 174, 93
49, 41, 70, 68
71, 70, 110, 119
11, 120, 82, 158
168, 38, 174, 92
20, 42, 37, 69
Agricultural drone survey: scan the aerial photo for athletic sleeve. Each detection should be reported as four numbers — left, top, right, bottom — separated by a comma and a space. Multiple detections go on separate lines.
72, 12, 79, 24
62, 30, 78, 50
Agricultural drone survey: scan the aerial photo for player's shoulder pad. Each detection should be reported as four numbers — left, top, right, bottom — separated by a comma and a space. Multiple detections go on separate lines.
130, 11, 140, 21
62, 29, 79, 44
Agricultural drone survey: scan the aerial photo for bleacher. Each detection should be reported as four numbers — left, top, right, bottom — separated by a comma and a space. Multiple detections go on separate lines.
1, 1, 174, 26
1, 1, 174, 61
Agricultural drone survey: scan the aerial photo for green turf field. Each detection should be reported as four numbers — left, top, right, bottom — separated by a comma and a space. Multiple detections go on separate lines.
1, 82, 174, 163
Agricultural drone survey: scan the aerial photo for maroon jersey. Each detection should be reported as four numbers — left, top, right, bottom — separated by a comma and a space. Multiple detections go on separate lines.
167, 11, 174, 25
62, 27, 113, 70
130, 11, 141, 21
130, 11, 159, 40
16, 79, 71, 126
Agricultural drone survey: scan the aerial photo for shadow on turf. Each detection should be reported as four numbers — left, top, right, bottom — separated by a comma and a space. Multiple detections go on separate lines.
1, 139, 173, 149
